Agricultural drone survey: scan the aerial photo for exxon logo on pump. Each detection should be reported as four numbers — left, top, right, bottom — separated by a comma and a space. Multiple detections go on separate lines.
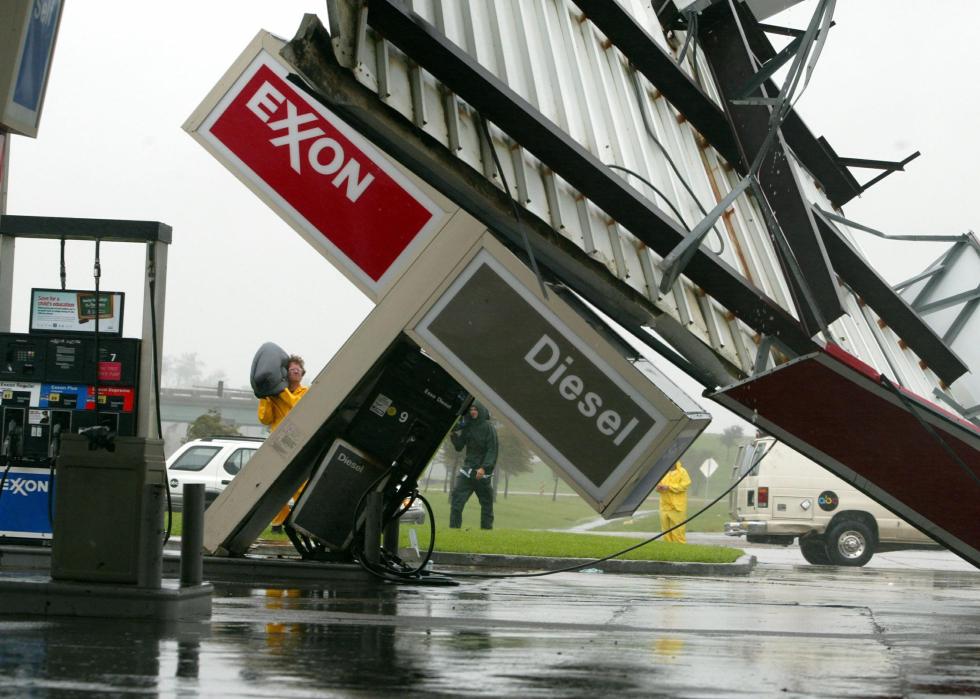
3, 477, 49, 496
194, 49, 444, 298
0, 469, 53, 539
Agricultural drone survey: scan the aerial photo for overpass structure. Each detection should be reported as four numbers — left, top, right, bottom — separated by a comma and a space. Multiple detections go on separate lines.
159, 385, 261, 428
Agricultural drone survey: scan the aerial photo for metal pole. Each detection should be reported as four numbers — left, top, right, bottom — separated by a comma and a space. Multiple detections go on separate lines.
383, 517, 400, 557
363, 491, 382, 566
180, 483, 205, 587
138, 482, 164, 589
0, 132, 7, 215
137, 240, 167, 439
0, 135, 13, 334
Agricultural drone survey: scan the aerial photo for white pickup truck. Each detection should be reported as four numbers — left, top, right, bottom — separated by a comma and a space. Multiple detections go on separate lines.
725, 437, 937, 566
166, 436, 264, 508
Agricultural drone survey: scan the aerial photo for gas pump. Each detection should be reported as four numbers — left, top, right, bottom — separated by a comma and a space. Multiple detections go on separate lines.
0, 216, 171, 557
0, 325, 141, 542
286, 338, 470, 558
0, 330, 140, 459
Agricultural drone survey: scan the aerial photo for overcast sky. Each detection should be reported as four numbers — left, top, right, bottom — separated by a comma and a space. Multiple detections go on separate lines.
6, 1, 977, 432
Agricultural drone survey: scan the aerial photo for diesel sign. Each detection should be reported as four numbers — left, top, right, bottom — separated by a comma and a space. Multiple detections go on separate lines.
416, 248, 683, 509
523, 334, 641, 447
413, 241, 711, 516
290, 439, 385, 550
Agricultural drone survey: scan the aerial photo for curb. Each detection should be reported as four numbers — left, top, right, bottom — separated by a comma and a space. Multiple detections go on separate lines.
423, 551, 757, 576
190, 541, 757, 577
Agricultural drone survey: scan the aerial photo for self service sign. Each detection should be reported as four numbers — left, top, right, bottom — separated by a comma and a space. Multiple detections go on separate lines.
185, 32, 449, 301
0, 0, 63, 137
412, 241, 711, 516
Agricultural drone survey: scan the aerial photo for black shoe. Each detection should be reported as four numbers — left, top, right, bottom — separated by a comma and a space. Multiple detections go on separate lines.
271, 525, 283, 534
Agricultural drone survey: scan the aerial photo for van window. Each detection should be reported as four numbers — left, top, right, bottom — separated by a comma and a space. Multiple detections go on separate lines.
170, 446, 221, 472
223, 448, 257, 476
739, 442, 767, 477
749, 443, 765, 476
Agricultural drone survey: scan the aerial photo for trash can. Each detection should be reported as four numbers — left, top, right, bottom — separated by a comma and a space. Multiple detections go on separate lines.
50, 434, 166, 584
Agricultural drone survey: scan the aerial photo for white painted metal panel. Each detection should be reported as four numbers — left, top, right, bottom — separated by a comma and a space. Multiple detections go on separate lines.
898, 234, 980, 414
323, 0, 960, 415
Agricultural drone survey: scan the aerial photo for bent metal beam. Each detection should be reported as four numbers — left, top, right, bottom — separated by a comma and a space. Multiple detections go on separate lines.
364, 0, 815, 354
698, 2, 845, 337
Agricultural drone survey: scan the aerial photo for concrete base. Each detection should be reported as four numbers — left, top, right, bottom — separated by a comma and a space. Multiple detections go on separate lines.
0, 544, 375, 584
0, 577, 213, 620
0, 543, 755, 584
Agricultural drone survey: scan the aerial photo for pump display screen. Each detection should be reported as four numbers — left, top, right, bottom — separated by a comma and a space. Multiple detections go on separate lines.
29, 288, 124, 336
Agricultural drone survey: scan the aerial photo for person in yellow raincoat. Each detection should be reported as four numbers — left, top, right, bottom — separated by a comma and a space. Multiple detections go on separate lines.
258, 355, 309, 531
656, 461, 691, 543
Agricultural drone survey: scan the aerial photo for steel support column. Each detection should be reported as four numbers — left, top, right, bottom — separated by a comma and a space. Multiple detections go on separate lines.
699, 3, 844, 336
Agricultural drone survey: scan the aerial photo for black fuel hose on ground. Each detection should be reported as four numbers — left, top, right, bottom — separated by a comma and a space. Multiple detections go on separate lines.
444, 440, 776, 580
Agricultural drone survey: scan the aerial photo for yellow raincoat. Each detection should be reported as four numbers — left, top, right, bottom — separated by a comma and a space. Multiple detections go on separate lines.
657, 461, 691, 543
257, 385, 308, 431
258, 385, 309, 526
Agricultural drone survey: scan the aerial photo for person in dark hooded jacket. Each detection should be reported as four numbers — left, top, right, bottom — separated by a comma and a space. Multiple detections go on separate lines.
449, 401, 498, 530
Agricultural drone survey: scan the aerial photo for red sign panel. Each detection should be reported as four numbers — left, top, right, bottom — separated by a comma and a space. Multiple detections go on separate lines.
97, 361, 122, 382
198, 54, 441, 296
91, 386, 135, 413
711, 347, 980, 567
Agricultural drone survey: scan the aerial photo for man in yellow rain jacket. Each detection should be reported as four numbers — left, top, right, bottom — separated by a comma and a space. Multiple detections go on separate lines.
258, 355, 309, 531
656, 461, 691, 543
257, 355, 308, 430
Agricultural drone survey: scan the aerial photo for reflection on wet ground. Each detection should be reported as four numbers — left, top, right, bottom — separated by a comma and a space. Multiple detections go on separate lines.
0, 563, 977, 697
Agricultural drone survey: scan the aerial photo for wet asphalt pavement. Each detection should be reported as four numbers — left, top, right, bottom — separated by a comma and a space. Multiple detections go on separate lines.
0, 557, 978, 697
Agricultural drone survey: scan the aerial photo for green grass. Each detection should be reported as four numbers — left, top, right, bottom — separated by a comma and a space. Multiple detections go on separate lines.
399, 527, 742, 564
420, 490, 598, 530
590, 498, 732, 534
174, 488, 733, 542
419, 490, 731, 533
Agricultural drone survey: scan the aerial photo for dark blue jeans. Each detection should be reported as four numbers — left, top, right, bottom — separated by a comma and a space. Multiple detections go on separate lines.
449, 473, 494, 529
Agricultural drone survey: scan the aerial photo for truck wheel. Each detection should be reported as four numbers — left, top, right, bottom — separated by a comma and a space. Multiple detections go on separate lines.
799, 534, 830, 565
826, 519, 874, 567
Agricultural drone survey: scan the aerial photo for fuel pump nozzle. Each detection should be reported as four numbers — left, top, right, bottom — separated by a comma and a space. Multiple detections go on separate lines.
0, 420, 12, 466
49, 423, 62, 460
0, 419, 18, 507
78, 425, 116, 452
1, 418, 22, 463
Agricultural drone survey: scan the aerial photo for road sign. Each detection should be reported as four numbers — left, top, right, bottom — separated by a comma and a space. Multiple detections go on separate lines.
184, 33, 450, 302
699, 458, 719, 479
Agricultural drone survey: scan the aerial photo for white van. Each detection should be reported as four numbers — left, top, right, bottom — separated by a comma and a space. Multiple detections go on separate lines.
725, 437, 936, 566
